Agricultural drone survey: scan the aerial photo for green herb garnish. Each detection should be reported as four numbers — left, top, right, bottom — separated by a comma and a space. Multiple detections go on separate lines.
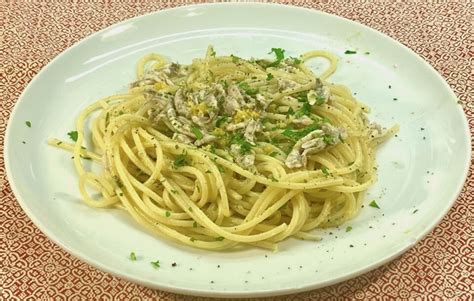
369, 200, 380, 209
290, 56, 301, 64
67, 131, 78, 142
266, 73, 274, 81
129, 252, 137, 261
323, 134, 335, 144
315, 95, 326, 105
344, 50, 357, 54
191, 126, 204, 139
215, 116, 229, 127
295, 101, 311, 117
238, 82, 259, 95
268, 48, 285, 67
217, 165, 225, 173
282, 123, 320, 141
345, 226, 353, 232
151, 260, 161, 269
216, 236, 225, 241
25, 121, 32, 128
231, 133, 252, 154
230, 54, 240, 63
321, 167, 329, 176
173, 152, 188, 168
165, 211, 171, 217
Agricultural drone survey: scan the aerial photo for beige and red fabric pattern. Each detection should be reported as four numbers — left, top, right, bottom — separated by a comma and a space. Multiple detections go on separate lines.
1, 1, 472, 299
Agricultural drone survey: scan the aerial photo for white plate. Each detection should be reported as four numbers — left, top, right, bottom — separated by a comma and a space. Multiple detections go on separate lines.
5, 3, 470, 297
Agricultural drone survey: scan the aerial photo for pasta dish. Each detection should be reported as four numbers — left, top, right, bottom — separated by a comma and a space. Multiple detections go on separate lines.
49, 46, 397, 251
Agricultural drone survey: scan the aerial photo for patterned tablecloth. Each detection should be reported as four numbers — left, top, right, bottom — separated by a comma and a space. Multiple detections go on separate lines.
1, 1, 472, 299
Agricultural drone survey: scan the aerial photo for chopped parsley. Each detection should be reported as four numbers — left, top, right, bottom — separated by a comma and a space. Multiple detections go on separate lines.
230, 54, 240, 63
364, 51, 370, 55
315, 95, 326, 105
231, 133, 252, 154
345, 226, 353, 232
296, 92, 308, 103
412, 209, 418, 214
25, 121, 32, 127
290, 56, 302, 64
321, 167, 329, 176
323, 134, 335, 144
344, 50, 357, 54
216, 236, 225, 241
266, 73, 274, 81
238, 82, 258, 95
217, 165, 225, 173
282, 122, 320, 141
165, 211, 171, 217
67, 131, 78, 142
150, 260, 161, 269
221, 80, 229, 89
287, 107, 295, 115
215, 116, 229, 127
129, 252, 137, 261
369, 200, 380, 209
295, 101, 311, 117
173, 152, 188, 168
268, 48, 285, 67
191, 126, 204, 139
210, 48, 216, 57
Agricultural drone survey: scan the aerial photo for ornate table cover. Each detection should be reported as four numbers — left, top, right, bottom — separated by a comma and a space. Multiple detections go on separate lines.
1, 1, 472, 299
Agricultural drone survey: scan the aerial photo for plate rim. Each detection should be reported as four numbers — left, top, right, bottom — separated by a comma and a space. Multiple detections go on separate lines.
4, 2, 471, 297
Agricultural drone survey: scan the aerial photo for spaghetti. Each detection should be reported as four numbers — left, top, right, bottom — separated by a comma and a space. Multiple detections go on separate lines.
49, 46, 397, 251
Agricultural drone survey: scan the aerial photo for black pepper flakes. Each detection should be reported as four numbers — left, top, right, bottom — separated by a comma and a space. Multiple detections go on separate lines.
171, 262, 177, 267
349, 244, 354, 248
